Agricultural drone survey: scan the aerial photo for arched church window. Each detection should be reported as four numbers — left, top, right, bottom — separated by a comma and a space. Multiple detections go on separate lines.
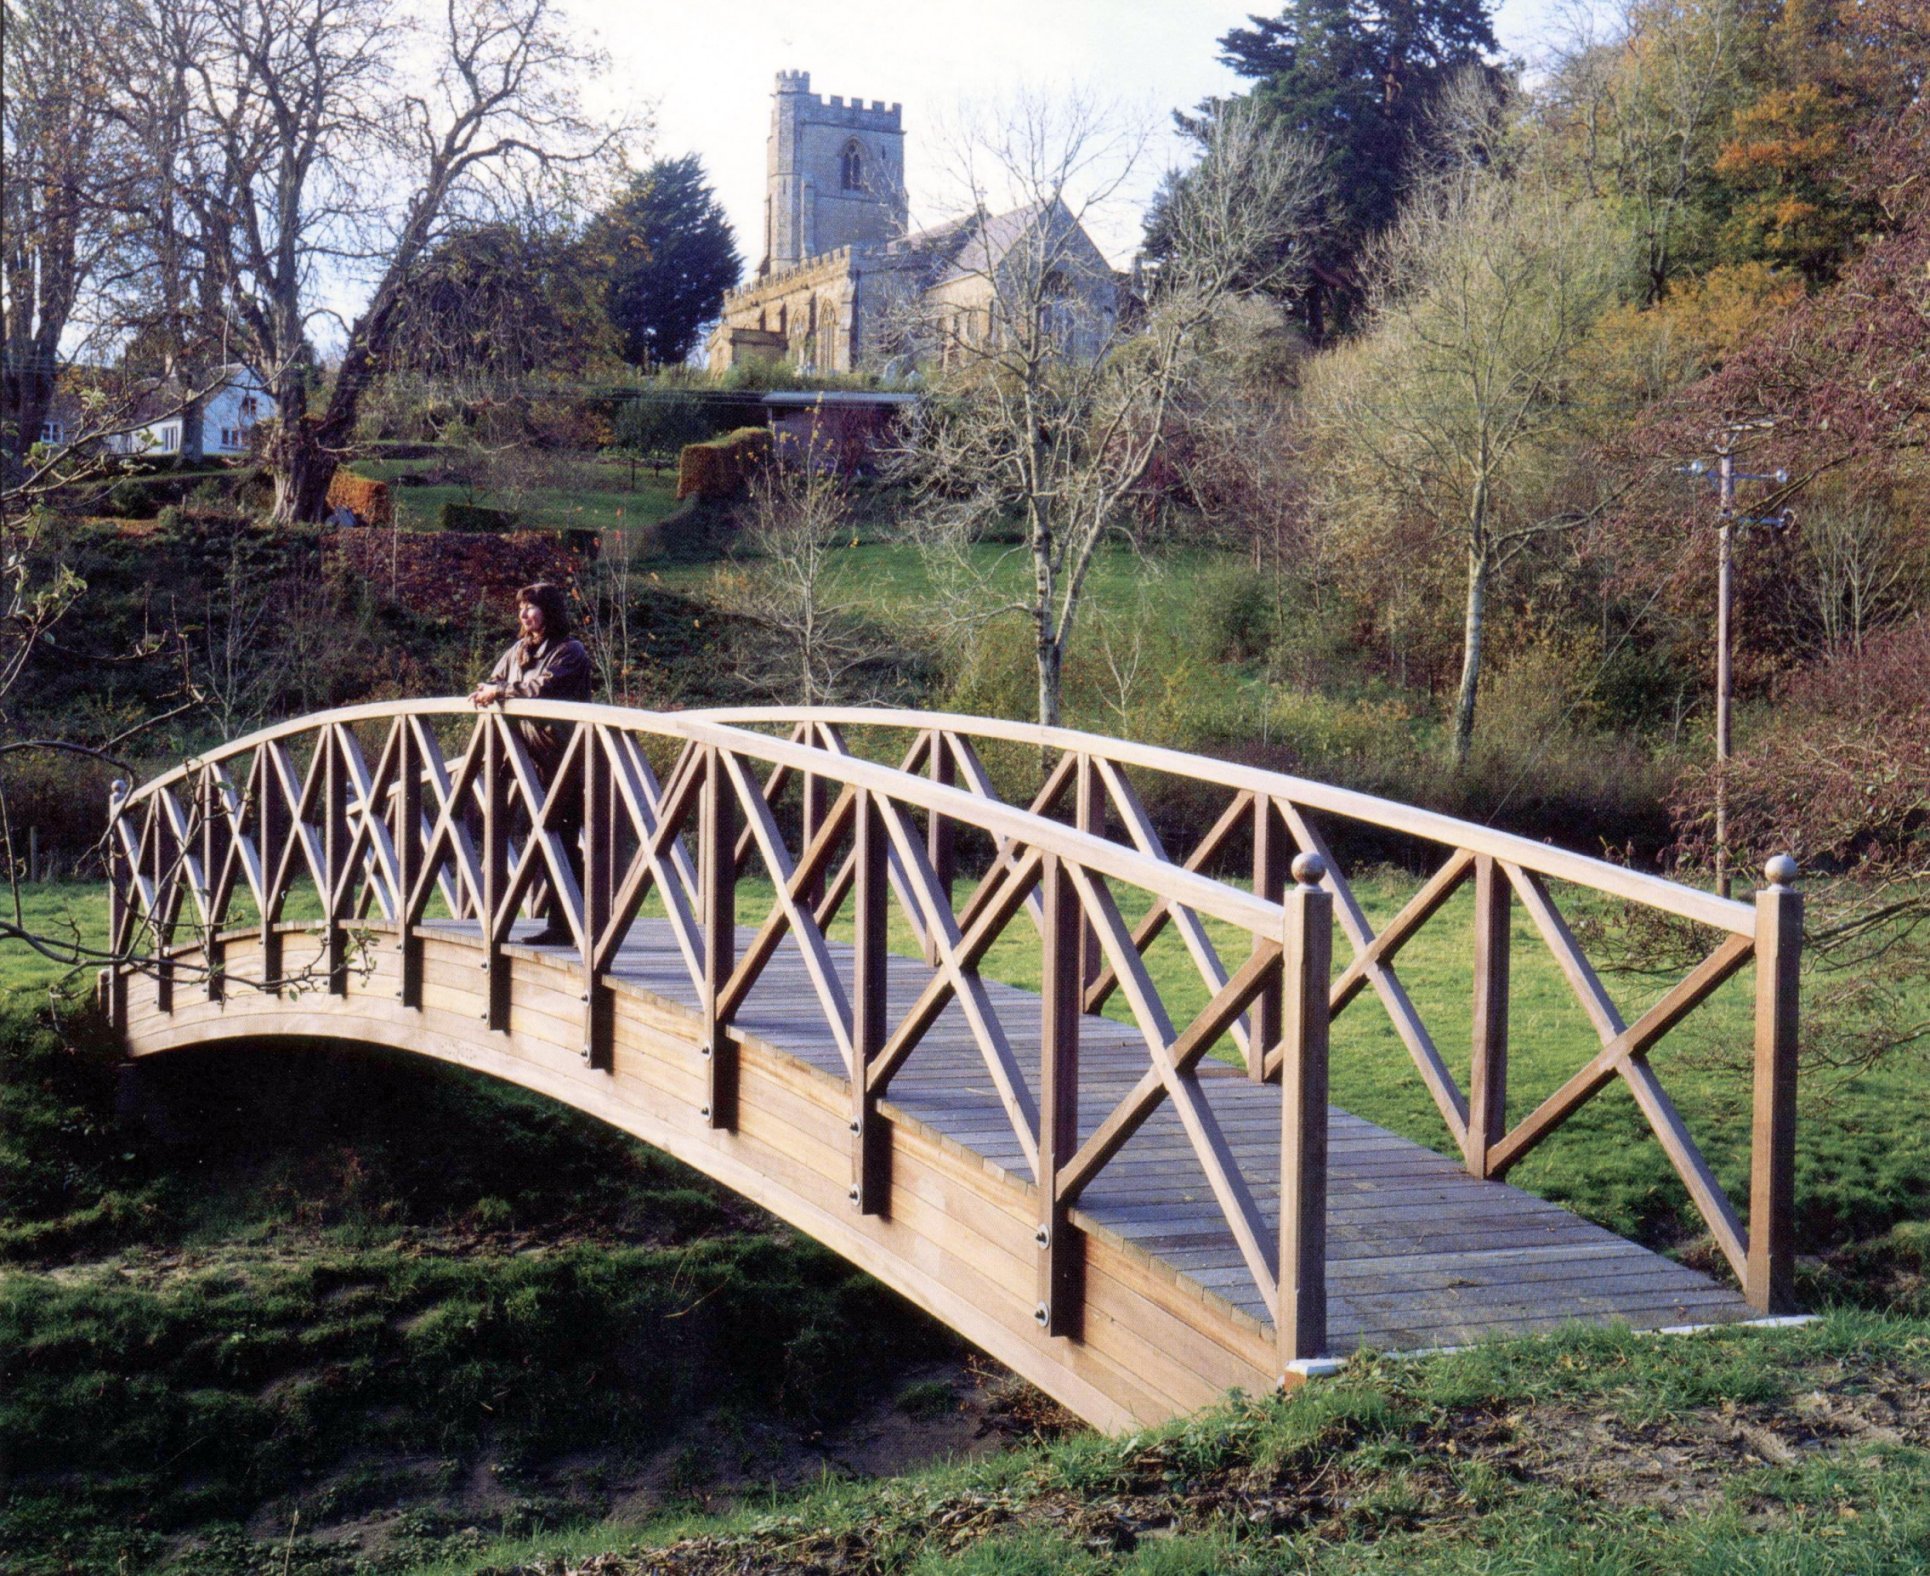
840, 140, 864, 191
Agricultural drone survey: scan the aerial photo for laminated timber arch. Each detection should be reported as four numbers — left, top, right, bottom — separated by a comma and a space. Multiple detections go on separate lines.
104, 701, 1804, 1431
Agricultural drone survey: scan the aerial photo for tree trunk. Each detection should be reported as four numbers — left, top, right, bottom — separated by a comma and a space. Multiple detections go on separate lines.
1036, 633, 1062, 729
267, 418, 337, 526
1452, 546, 1490, 769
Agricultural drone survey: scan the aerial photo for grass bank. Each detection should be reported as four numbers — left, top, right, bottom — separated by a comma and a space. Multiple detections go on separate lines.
383, 1313, 1930, 1574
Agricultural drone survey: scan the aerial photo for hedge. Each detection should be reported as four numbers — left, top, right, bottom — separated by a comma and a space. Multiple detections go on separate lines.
325, 470, 393, 527
675, 425, 772, 502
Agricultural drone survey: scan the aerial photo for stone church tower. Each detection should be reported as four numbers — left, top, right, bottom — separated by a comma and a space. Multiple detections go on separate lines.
762, 70, 907, 275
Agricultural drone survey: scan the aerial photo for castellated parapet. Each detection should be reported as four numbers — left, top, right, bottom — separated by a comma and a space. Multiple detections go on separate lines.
764, 70, 908, 274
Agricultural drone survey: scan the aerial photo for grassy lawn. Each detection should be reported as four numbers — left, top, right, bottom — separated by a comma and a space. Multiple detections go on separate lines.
5, 848, 1926, 1575
350, 456, 681, 534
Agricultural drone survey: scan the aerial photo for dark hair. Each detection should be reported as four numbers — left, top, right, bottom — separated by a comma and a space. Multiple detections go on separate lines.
517, 582, 571, 637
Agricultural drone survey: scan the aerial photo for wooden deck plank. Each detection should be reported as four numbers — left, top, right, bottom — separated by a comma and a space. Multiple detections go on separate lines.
316, 916, 1763, 1358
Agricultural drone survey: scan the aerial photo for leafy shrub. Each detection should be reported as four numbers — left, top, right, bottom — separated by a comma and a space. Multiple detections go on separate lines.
1190, 562, 1276, 663
1678, 618, 1930, 877
438, 502, 519, 532
611, 389, 721, 467
104, 477, 154, 519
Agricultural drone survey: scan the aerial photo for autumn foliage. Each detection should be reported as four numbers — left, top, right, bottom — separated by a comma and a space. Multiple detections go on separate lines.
1675, 619, 1930, 877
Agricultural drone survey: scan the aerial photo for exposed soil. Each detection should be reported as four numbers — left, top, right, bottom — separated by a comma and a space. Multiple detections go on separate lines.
473, 1344, 1930, 1575
225, 1355, 1076, 1570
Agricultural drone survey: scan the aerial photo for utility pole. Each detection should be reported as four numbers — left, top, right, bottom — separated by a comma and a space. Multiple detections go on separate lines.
1714, 439, 1735, 899
1682, 420, 1790, 900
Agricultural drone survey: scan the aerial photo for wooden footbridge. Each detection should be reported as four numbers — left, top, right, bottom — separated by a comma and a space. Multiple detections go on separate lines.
102, 702, 1803, 1431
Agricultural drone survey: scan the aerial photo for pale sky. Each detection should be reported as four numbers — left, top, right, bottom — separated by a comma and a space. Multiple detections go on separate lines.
571, 0, 1568, 272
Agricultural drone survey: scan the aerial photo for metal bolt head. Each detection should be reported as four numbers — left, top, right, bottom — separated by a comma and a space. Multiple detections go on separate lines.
1034, 1225, 1050, 1248
1034, 1302, 1050, 1326
848, 1184, 861, 1205
1764, 854, 1800, 889
1290, 851, 1327, 888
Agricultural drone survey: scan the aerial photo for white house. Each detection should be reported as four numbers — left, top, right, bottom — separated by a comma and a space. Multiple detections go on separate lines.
108, 364, 275, 460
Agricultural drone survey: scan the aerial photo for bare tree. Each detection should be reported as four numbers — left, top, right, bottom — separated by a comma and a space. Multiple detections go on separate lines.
716, 459, 884, 706
894, 95, 1326, 727
148, 0, 629, 524
1800, 494, 1924, 657
1299, 101, 1625, 766
1, 0, 140, 466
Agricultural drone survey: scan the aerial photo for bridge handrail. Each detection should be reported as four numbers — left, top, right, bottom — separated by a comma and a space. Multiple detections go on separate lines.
104, 697, 1803, 1365
112, 698, 1280, 936
690, 704, 1803, 1320
692, 706, 1752, 935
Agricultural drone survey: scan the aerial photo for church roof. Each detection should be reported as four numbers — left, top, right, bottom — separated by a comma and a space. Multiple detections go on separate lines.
889, 198, 1079, 286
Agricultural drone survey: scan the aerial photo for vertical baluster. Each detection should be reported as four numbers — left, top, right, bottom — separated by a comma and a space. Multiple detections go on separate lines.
202, 768, 230, 1003
396, 721, 423, 1008
323, 728, 348, 994
1250, 796, 1287, 1080
926, 733, 955, 965
1466, 853, 1510, 1177
152, 796, 177, 1014
1035, 852, 1083, 1337
800, 727, 830, 911
850, 789, 889, 1213
701, 744, 739, 1128
481, 719, 510, 1030
582, 726, 615, 1068
1747, 855, 1802, 1313
1278, 852, 1332, 1370
104, 781, 130, 1027
258, 750, 287, 995
1074, 754, 1106, 989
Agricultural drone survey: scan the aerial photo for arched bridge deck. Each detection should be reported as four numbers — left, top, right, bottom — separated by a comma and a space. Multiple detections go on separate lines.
103, 703, 1802, 1430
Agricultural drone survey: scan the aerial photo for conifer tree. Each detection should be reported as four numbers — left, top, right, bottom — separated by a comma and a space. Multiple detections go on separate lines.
1158, 0, 1503, 334
592, 155, 742, 370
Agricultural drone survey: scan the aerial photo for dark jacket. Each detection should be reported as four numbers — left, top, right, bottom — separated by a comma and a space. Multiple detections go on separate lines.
488, 635, 592, 778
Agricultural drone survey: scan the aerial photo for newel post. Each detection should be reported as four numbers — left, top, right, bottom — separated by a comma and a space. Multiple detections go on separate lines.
1278, 852, 1332, 1370
1747, 854, 1802, 1313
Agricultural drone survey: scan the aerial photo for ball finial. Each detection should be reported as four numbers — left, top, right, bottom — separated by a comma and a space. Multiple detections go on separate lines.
109, 780, 128, 802
1290, 851, 1327, 888
1763, 853, 1799, 889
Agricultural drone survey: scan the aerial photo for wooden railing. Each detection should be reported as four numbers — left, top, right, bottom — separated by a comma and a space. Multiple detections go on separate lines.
699, 707, 1805, 1316
106, 700, 1340, 1361
104, 700, 1802, 1375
